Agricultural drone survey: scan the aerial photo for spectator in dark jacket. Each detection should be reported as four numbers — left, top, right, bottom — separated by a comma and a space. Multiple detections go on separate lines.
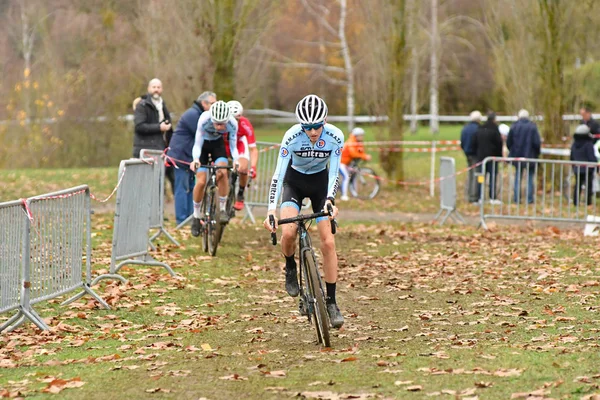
167, 91, 216, 224
507, 109, 541, 204
133, 78, 175, 194
580, 106, 600, 141
461, 110, 482, 203
570, 124, 597, 206
472, 112, 503, 202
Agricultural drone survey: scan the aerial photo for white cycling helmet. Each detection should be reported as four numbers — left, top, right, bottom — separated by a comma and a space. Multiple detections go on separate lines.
210, 100, 231, 123
295, 94, 328, 125
227, 100, 244, 117
352, 127, 365, 136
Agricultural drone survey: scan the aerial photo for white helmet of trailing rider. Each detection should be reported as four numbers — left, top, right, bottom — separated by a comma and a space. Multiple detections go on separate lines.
295, 94, 328, 125
352, 127, 365, 136
210, 100, 231, 123
227, 100, 244, 118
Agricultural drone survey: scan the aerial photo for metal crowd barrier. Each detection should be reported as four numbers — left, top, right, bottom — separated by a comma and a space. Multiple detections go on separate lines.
91, 159, 175, 284
1, 186, 109, 332
433, 157, 465, 225
479, 157, 599, 229
139, 149, 179, 248
243, 141, 279, 223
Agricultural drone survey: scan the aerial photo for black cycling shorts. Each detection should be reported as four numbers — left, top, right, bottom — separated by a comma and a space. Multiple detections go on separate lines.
199, 137, 227, 166
281, 167, 328, 213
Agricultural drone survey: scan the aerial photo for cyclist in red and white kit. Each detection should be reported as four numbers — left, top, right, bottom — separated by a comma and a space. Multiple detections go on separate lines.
226, 100, 258, 211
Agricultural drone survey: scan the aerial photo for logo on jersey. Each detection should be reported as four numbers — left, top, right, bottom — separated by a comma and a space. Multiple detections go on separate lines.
281, 147, 289, 157
316, 139, 326, 148
294, 150, 331, 158
335, 147, 342, 156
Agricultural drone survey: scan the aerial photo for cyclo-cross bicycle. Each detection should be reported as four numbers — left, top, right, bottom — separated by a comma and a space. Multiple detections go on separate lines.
269, 206, 337, 347
200, 164, 235, 256
348, 159, 380, 200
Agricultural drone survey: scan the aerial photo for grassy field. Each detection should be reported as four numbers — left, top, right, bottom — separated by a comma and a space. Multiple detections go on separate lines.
2, 217, 600, 399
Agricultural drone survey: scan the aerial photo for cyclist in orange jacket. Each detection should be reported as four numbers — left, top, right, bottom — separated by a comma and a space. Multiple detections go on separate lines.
339, 127, 371, 201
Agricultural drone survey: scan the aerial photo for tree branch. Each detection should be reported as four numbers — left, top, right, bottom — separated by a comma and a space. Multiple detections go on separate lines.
300, 0, 338, 36
266, 61, 346, 73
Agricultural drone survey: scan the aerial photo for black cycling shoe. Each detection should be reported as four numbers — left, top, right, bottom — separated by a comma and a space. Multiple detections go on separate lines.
219, 210, 230, 224
327, 302, 344, 329
191, 217, 203, 237
285, 265, 300, 297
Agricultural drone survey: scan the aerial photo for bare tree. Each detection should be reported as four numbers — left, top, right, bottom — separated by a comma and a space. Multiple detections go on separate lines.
429, 0, 439, 134
264, 0, 355, 127
408, 0, 420, 134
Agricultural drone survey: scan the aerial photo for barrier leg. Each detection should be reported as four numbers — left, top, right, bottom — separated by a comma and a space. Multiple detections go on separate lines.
450, 210, 466, 224
4, 307, 50, 332
432, 208, 444, 222
91, 273, 128, 286
243, 204, 256, 224
159, 228, 180, 246
439, 209, 452, 225
113, 257, 175, 277
61, 284, 110, 309
176, 214, 193, 230
0, 311, 25, 332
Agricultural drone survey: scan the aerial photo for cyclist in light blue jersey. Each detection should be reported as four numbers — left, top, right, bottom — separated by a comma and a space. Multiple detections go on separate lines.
263, 94, 345, 328
190, 101, 239, 236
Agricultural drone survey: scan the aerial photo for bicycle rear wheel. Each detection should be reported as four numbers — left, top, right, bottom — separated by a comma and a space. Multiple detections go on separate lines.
304, 250, 330, 347
350, 167, 380, 199
226, 171, 238, 219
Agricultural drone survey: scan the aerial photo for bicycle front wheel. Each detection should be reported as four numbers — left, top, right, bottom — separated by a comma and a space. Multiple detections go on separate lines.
207, 188, 221, 256
304, 250, 330, 347
350, 168, 380, 199
201, 191, 209, 253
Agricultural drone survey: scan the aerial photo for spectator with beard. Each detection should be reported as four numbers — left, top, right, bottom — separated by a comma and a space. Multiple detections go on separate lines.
133, 78, 175, 194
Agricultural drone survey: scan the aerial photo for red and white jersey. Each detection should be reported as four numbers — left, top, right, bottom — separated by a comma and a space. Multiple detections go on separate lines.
225, 116, 256, 159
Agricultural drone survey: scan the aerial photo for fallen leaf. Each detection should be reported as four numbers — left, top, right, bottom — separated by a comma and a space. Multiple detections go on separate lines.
219, 374, 248, 381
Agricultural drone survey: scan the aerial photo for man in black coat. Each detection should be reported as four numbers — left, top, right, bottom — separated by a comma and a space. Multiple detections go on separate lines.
570, 124, 597, 206
472, 112, 504, 203
133, 78, 174, 193
580, 106, 600, 140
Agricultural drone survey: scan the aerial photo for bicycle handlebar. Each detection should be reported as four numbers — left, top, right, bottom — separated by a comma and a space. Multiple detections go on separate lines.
200, 164, 233, 170
270, 207, 337, 246
278, 211, 330, 225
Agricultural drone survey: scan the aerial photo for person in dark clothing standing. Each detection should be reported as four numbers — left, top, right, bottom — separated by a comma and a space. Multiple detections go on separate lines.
133, 78, 175, 194
580, 107, 600, 140
507, 109, 541, 204
167, 91, 217, 224
461, 110, 482, 203
570, 124, 597, 206
472, 112, 503, 203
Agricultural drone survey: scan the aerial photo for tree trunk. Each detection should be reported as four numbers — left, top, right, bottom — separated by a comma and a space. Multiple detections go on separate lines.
20, 3, 33, 118
211, 0, 237, 100
382, 0, 408, 182
429, 0, 439, 134
338, 0, 354, 131
408, 0, 418, 134
538, 0, 566, 144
